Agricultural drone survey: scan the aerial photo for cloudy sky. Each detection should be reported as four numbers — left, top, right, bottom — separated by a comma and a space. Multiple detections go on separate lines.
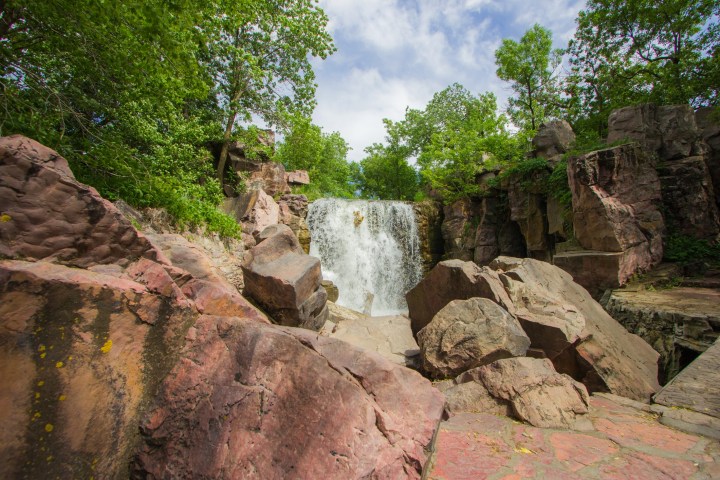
311, 0, 586, 161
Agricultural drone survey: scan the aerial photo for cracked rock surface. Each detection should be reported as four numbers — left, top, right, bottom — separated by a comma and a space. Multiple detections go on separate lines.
132, 315, 445, 479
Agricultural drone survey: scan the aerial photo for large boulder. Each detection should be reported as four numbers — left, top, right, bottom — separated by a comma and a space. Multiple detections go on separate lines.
132, 315, 445, 479
417, 298, 530, 378
0, 259, 197, 479
564, 144, 664, 291
459, 357, 591, 429
0, 135, 161, 268
532, 119, 576, 164
406, 259, 514, 335
242, 224, 327, 330
491, 257, 660, 401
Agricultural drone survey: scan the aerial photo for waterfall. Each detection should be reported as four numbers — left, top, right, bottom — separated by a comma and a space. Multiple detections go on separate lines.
307, 198, 423, 316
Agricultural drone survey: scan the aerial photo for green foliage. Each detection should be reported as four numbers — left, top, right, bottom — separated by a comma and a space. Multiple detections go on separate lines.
356, 141, 419, 201
547, 159, 572, 207
664, 234, 720, 264
1, 0, 335, 236
368, 84, 522, 202
566, 0, 720, 137
495, 24, 564, 136
275, 116, 356, 201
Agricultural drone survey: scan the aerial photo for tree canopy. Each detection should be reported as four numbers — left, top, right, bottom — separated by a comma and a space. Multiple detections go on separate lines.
495, 24, 563, 136
566, 0, 720, 136
0, 0, 335, 235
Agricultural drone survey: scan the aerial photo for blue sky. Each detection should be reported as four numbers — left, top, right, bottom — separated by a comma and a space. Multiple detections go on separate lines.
311, 0, 585, 161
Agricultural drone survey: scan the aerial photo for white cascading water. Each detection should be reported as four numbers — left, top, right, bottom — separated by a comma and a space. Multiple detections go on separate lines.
307, 198, 423, 316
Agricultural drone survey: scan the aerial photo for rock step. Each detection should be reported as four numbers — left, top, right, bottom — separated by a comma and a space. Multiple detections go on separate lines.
654, 337, 720, 419
427, 394, 720, 480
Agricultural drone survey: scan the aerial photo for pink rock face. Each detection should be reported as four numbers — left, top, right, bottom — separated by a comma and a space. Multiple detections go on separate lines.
132, 315, 445, 480
0, 259, 197, 479
567, 144, 664, 287
406, 259, 514, 335
0, 135, 161, 267
285, 169, 310, 185
247, 162, 291, 196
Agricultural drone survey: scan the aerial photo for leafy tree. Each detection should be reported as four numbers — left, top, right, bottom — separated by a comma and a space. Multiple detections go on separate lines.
275, 116, 355, 200
394, 84, 520, 202
566, 0, 720, 136
208, 0, 336, 184
0, 1, 336, 236
356, 131, 419, 201
495, 24, 563, 135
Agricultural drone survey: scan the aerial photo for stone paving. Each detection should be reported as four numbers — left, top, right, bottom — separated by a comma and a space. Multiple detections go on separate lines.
428, 394, 720, 479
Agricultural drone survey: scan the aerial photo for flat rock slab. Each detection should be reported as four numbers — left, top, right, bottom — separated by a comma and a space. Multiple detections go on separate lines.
655, 337, 720, 419
326, 303, 420, 367
429, 395, 720, 480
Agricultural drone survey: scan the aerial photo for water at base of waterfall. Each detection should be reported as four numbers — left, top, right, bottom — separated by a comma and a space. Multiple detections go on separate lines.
307, 198, 423, 316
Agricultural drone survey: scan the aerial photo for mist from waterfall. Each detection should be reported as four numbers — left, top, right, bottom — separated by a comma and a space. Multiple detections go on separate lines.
307, 198, 423, 316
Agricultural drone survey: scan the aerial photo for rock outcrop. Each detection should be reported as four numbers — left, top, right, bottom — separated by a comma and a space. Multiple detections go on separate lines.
132, 315, 445, 480
560, 144, 665, 293
241, 224, 328, 330
417, 298, 530, 378
277, 193, 311, 253
413, 200, 444, 273
604, 286, 720, 383
607, 104, 720, 241
222, 189, 280, 244
247, 161, 291, 197
0, 135, 161, 268
285, 169, 310, 185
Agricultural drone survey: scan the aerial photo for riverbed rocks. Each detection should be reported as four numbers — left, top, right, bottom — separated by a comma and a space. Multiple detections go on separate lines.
132, 315, 445, 480
241, 224, 328, 330
325, 302, 420, 367
417, 298, 530, 378
408, 257, 660, 402
0, 135, 161, 268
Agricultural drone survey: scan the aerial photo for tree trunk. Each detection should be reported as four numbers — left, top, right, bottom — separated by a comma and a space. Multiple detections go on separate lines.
217, 109, 238, 186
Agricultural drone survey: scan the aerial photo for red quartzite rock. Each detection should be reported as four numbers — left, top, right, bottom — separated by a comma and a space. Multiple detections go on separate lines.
0, 259, 197, 479
132, 315, 445, 480
247, 161, 291, 197
562, 144, 665, 291
458, 357, 591, 430
285, 169, 310, 185
406, 259, 514, 335
242, 224, 328, 329
0, 135, 162, 268
417, 298, 530, 378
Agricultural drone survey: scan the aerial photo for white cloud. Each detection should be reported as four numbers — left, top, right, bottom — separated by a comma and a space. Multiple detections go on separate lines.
311, 0, 586, 161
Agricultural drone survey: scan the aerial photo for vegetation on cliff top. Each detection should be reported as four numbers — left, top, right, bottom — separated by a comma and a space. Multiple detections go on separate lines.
1, 0, 718, 232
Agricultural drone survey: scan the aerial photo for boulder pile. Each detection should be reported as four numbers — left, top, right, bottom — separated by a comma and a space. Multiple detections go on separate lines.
407, 257, 660, 411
